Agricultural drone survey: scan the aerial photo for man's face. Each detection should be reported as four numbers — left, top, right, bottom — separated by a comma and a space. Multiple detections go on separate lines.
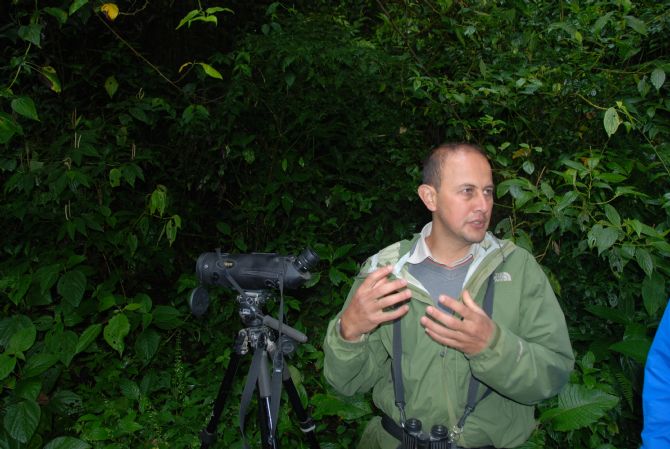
420, 149, 494, 254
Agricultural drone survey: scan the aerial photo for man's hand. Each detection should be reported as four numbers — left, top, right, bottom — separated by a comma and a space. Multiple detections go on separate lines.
420, 290, 495, 355
339, 265, 411, 341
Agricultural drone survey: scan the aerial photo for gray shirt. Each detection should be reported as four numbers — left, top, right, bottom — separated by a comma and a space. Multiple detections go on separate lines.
408, 257, 472, 312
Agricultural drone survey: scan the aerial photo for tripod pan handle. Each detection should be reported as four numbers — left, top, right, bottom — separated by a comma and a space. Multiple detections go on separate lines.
262, 315, 308, 343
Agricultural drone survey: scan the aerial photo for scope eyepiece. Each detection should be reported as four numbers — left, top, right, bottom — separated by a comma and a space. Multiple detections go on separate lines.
293, 247, 319, 273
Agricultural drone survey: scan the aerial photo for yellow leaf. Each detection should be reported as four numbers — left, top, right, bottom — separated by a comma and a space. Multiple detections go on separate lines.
512, 147, 530, 159
101, 3, 119, 21
39, 66, 61, 93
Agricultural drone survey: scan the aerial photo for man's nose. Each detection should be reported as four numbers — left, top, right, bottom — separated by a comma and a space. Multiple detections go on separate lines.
474, 190, 490, 211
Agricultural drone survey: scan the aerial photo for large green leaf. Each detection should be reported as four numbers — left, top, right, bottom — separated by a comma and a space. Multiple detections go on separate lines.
11, 97, 40, 121
635, 248, 654, 277
15, 379, 41, 402
149, 185, 168, 216
3, 399, 40, 443
23, 352, 59, 377
585, 305, 631, 325
119, 378, 140, 401
17, 24, 43, 47
624, 15, 647, 35
650, 68, 666, 91
603, 204, 621, 227
642, 272, 666, 317
0, 354, 16, 380
0, 111, 23, 144
43, 436, 91, 449
540, 384, 619, 431
603, 107, 620, 137
151, 305, 182, 330
134, 328, 161, 365
39, 66, 62, 93
6, 318, 36, 355
610, 337, 652, 364
104, 76, 119, 98
310, 392, 372, 420
69, 0, 88, 15
103, 313, 130, 355
587, 224, 619, 255
42, 8, 69, 25
57, 270, 87, 307
75, 324, 102, 354
46, 330, 78, 367
0, 315, 31, 347
34, 264, 61, 294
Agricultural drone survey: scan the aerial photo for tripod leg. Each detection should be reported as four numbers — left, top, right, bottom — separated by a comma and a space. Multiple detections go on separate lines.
200, 350, 243, 449
282, 368, 320, 449
257, 351, 280, 449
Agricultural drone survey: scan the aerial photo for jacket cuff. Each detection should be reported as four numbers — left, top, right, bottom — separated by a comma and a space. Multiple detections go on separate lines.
325, 317, 368, 353
337, 318, 368, 343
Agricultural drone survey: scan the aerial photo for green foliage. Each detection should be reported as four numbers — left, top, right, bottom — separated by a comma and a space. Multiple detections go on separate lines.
1, 0, 669, 448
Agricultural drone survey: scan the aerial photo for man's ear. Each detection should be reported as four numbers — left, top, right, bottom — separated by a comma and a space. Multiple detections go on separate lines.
418, 184, 437, 212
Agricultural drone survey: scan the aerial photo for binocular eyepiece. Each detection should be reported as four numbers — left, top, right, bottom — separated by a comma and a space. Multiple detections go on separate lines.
401, 418, 449, 449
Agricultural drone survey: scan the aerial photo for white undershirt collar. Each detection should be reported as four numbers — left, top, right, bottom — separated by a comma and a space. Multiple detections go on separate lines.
407, 222, 480, 267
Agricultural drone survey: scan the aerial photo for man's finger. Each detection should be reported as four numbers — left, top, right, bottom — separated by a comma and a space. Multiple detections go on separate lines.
438, 295, 464, 315
461, 290, 487, 316
424, 306, 462, 330
363, 264, 395, 286
378, 289, 412, 310
438, 292, 484, 319
365, 265, 394, 282
380, 304, 410, 323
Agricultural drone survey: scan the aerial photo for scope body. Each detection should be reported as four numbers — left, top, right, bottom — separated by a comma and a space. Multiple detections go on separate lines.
196, 247, 319, 291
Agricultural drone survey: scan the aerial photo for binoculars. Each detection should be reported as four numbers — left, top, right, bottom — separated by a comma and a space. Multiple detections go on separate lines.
399, 417, 450, 449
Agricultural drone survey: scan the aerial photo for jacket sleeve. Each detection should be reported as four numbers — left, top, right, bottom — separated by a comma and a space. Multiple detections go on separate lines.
322, 274, 390, 396
467, 252, 575, 405
641, 303, 670, 449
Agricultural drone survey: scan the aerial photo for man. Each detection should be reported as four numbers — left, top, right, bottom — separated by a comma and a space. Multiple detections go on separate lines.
323, 143, 574, 449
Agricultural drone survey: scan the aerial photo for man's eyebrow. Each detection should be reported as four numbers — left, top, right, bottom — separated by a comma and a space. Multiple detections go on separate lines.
457, 183, 495, 189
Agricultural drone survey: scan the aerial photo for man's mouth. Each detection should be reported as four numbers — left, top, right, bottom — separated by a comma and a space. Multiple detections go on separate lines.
468, 217, 488, 227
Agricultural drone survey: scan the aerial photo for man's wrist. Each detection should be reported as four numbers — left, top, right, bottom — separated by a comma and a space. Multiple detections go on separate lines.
337, 318, 365, 342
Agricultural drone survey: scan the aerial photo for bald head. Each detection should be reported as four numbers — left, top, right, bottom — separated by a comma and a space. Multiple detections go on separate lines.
422, 143, 489, 190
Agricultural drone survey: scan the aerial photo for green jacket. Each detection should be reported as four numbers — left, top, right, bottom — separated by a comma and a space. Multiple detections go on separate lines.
323, 232, 574, 449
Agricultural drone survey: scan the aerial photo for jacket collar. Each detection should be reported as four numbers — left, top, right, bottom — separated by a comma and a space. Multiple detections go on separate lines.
405, 222, 500, 267
392, 228, 513, 293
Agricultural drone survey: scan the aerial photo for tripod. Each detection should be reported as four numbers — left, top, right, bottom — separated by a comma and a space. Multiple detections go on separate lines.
198, 291, 320, 449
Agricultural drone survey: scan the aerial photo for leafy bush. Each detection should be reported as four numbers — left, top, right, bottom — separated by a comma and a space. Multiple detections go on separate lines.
1, 1, 668, 449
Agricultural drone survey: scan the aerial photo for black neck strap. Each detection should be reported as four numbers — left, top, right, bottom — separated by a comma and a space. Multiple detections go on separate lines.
392, 271, 496, 440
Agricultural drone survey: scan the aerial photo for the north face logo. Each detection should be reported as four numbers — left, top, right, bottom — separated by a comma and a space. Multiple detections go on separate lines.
494, 272, 512, 282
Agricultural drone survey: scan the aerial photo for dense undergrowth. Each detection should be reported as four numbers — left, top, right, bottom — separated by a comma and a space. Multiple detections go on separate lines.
1, 1, 669, 448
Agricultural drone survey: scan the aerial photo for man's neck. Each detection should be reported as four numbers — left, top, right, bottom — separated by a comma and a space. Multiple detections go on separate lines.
425, 234, 473, 267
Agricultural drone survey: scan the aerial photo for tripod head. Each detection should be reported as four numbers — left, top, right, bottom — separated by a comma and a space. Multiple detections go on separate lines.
230, 290, 307, 358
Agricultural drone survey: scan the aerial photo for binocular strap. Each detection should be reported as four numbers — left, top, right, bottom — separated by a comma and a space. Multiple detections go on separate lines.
391, 271, 497, 446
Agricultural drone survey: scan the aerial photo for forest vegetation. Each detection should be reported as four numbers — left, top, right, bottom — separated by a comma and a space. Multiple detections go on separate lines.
1, 1, 669, 448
